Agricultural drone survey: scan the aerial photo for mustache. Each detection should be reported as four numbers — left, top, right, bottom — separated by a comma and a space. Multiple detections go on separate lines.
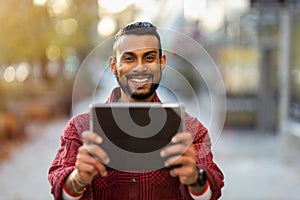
125, 73, 154, 79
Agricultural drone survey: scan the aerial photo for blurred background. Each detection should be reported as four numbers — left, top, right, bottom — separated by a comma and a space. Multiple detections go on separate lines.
0, 0, 300, 199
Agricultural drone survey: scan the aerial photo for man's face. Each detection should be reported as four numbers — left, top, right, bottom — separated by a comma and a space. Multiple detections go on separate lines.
110, 34, 166, 100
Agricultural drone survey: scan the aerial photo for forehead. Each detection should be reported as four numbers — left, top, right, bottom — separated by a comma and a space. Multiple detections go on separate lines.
115, 35, 159, 55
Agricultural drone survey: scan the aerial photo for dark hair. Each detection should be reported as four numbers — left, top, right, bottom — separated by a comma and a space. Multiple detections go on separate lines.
113, 22, 162, 57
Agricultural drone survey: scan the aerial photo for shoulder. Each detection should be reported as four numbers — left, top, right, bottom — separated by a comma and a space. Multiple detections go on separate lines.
71, 112, 90, 125
65, 113, 90, 138
184, 113, 207, 135
185, 113, 212, 147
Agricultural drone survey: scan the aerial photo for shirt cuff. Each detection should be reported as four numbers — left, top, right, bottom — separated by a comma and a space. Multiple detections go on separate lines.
62, 183, 83, 200
189, 180, 212, 200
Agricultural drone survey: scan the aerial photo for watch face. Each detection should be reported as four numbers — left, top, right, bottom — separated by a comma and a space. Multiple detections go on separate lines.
198, 169, 207, 186
189, 168, 207, 187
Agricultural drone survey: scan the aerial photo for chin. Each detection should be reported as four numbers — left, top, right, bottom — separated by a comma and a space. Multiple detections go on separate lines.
130, 92, 153, 100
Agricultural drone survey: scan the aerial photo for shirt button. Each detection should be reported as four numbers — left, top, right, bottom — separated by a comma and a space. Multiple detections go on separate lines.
132, 178, 136, 183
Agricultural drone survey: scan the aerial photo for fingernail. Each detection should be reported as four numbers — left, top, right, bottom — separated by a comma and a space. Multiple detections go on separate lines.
102, 171, 107, 177
171, 137, 177, 143
104, 157, 110, 165
96, 137, 102, 144
164, 161, 169, 167
160, 151, 165, 157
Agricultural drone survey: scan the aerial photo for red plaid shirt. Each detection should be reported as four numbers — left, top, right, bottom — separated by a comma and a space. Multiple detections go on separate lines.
48, 88, 224, 200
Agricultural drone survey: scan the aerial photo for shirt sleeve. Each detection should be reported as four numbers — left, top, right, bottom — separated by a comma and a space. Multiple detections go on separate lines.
62, 186, 83, 200
181, 115, 224, 200
194, 129, 224, 200
48, 116, 91, 200
188, 180, 212, 200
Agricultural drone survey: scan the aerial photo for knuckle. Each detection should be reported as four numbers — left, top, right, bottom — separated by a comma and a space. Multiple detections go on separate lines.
82, 131, 90, 140
75, 160, 80, 168
91, 157, 100, 165
78, 145, 86, 153
187, 167, 193, 175
76, 154, 81, 161
90, 165, 98, 172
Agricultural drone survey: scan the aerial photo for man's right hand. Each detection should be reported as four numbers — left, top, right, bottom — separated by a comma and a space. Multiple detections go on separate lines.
64, 131, 110, 195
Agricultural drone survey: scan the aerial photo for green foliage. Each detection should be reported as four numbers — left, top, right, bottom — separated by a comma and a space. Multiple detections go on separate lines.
0, 0, 98, 65
0, 0, 54, 64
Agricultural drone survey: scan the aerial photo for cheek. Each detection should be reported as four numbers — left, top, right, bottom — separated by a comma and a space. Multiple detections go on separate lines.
153, 66, 162, 76
116, 65, 128, 78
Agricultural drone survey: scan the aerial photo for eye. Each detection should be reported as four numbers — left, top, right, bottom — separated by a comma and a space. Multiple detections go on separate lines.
122, 55, 135, 63
145, 55, 155, 62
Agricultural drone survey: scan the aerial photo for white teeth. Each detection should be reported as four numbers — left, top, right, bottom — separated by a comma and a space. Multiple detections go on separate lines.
131, 78, 148, 83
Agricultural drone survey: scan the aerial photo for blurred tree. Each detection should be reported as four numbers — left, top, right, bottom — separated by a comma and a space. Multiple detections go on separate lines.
0, 0, 99, 80
71, 0, 98, 60
0, 0, 54, 65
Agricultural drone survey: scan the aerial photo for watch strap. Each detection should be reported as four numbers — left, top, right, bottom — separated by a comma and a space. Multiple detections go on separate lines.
188, 167, 207, 187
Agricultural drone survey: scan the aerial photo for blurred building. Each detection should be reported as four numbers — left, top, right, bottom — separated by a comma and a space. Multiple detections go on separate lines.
147, 0, 300, 159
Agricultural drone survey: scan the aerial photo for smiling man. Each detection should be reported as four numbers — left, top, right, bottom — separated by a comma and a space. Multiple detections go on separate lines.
48, 22, 224, 200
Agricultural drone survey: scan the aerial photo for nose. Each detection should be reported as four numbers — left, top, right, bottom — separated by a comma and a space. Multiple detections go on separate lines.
132, 59, 147, 73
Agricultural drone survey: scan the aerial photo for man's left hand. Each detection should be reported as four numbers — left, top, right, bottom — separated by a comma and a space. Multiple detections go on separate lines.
160, 132, 198, 185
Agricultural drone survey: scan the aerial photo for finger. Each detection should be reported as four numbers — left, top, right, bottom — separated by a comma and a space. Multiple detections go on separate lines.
84, 143, 110, 165
183, 146, 197, 160
169, 168, 178, 177
76, 161, 98, 175
160, 143, 187, 158
169, 163, 195, 178
76, 153, 108, 177
82, 131, 103, 145
171, 132, 193, 145
165, 153, 195, 168
78, 144, 91, 155
164, 154, 182, 168
169, 166, 189, 177
168, 164, 188, 177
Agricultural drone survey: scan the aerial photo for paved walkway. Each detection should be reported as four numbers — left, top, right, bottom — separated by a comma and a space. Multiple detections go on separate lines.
0, 118, 67, 200
0, 118, 300, 200
213, 130, 300, 200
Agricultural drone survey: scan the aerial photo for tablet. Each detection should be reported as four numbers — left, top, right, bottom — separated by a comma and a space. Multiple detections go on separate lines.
89, 102, 185, 171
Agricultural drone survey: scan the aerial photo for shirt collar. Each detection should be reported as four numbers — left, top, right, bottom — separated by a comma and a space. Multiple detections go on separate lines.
106, 87, 161, 103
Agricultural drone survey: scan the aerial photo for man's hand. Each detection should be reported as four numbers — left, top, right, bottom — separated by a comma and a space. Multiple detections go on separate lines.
76, 131, 110, 182
160, 132, 198, 185
65, 131, 110, 195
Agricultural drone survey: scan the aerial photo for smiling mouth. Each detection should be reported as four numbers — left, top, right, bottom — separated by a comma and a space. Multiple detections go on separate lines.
127, 74, 153, 85
131, 77, 149, 83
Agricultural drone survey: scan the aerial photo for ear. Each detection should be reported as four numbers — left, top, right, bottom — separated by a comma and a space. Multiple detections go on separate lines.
109, 56, 117, 75
160, 55, 166, 71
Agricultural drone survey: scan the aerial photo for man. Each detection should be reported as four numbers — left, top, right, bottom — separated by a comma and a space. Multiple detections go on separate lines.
48, 21, 224, 200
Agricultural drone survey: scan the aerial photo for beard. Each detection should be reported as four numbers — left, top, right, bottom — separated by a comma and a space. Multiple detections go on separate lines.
115, 71, 161, 100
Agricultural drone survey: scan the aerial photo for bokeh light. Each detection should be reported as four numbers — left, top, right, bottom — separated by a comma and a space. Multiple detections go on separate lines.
16, 63, 30, 82
55, 18, 78, 36
50, 0, 69, 16
33, 0, 47, 6
64, 55, 80, 78
4, 66, 15, 82
97, 17, 117, 36
46, 45, 61, 61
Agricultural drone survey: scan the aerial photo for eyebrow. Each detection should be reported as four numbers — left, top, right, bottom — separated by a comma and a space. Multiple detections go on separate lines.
120, 50, 158, 58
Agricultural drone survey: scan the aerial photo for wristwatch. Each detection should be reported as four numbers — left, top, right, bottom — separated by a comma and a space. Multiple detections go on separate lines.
188, 167, 207, 187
